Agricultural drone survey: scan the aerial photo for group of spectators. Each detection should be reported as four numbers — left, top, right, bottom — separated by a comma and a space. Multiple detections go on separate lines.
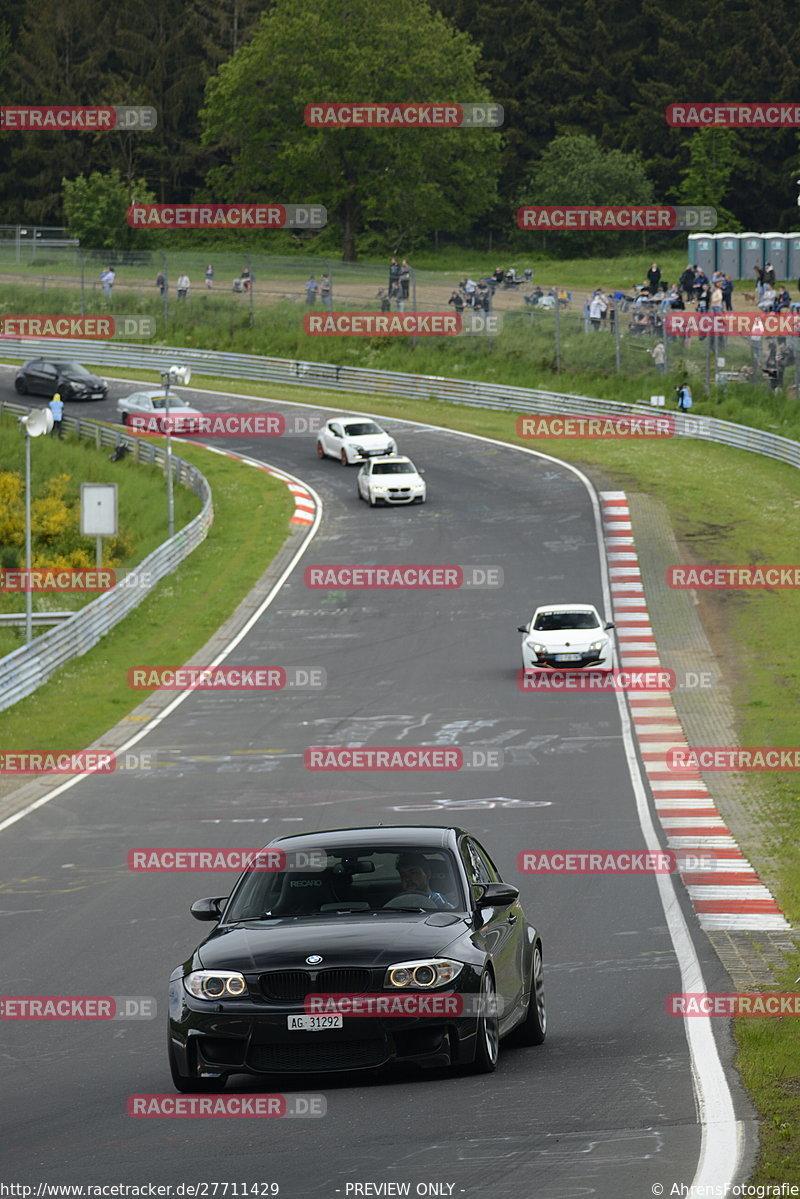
447, 276, 493, 313
676, 263, 735, 311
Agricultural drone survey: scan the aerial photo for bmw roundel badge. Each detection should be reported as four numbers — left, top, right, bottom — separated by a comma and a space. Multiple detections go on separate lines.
305, 954, 323, 965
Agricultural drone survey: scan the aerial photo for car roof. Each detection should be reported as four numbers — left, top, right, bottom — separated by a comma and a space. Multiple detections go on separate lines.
370, 455, 411, 465
264, 825, 467, 852
332, 415, 383, 424
534, 603, 598, 613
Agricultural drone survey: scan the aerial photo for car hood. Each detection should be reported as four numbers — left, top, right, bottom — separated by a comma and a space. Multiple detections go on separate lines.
65, 374, 105, 387
196, 913, 469, 971
344, 433, 392, 448
371, 473, 422, 486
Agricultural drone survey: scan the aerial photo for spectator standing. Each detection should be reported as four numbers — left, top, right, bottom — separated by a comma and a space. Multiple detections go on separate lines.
680, 264, 695, 301
651, 341, 666, 374
176, 272, 190, 300
754, 265, 765, 301
155, 271, 166, 297
710, 283, 723, 313
765, 262, 776, 287
722, 275, 734, 311
389, 257, 401, 290
647, 262, 661, 294
100, 266, 114, 300
320, 273, 333, 311
448, 289, 464, 313
676, 382, 693, 411
589, 290, 606, 330
399, 260, 411, 301
390, 281, 404, 312
205, 264, 214, 290
49, 391, 63, 438
304, 274, 319, 305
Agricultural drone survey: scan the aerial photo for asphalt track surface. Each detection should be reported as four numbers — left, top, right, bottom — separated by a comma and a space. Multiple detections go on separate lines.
0, 373, 755, 1196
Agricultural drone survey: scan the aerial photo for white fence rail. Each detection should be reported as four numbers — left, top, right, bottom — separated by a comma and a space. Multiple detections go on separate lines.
3, 336, 799, 470
0, 398, 213, 713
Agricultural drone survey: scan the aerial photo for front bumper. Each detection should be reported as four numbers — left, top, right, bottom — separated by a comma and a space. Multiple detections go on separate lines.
370, 489, 425, 505
522, 650, 612, 672
168, 979, 479, 1078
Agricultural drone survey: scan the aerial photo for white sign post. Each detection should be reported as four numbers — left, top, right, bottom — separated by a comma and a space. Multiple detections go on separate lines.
80, 483, 118, 568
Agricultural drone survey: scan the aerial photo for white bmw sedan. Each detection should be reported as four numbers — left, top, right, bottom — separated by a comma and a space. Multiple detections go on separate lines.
357, 456, 426, 506
316, 416, 397, 464
518, 604, 615, 673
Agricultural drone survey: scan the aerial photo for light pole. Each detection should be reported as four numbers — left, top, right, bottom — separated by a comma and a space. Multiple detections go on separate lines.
19, 407, 54, 644
158, 365, 192, 539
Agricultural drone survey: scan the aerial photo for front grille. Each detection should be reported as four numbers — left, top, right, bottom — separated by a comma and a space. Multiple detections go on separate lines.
259, 967, 374, 1002
248, 1038, 388, 1071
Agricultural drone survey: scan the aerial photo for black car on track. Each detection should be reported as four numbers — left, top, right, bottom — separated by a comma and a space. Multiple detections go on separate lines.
14, 358, 108, 400
168, 825, 546, 1090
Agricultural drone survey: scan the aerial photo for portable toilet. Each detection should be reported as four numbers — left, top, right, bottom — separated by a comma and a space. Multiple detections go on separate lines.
737, 233, 764, 281
688, 233, 715, 276
763, 233, 788, 282
715, 233, 740, 279
788, 235, 800, 283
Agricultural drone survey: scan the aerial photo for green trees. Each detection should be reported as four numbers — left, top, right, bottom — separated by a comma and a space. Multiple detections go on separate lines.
62, 168, 157, 249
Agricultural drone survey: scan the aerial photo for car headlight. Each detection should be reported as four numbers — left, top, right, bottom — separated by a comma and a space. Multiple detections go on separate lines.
588, 639, 607, 654
525, 640, 547, 654
384, 958, 464, 989
184, 970, 248, 1000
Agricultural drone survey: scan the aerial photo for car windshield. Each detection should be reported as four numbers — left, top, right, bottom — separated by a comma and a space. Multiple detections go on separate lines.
224, 846, 465, 921
150, 397, 192, 410
53, 361, 94, 378
344, 422, 382, 436
533, 611, 600, 631
372, 461, 413, 475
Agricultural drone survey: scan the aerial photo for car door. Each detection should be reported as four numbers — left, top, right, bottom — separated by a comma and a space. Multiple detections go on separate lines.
324, 421, 344, 455
28, 360, 58, 396
461, 836, 523, 1022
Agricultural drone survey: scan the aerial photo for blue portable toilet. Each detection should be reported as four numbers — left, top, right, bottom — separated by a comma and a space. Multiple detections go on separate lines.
787, 235, 800, 283
688, 233, 715, 276
714, 233, 739, 279
738, 233, 764, 282
763, 233, 788, 282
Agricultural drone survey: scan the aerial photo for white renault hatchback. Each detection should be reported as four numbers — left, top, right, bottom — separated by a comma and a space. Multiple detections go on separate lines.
518, 604, 615, 674
357, 455, 426, 506
316, 416, 397, 464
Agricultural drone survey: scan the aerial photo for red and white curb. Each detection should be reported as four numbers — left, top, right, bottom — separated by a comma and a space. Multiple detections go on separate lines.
198, 444, 318, 527
601, 490, 790, 932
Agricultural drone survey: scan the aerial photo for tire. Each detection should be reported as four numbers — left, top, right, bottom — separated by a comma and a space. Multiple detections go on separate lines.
340, 449, 349, 465
316, 441, 325, 459
14, 376, 28, 394
121, 411, 128, 425
509, 943, 546, 1046
168, 1036, 227, 1094
471, 970, 500, 1073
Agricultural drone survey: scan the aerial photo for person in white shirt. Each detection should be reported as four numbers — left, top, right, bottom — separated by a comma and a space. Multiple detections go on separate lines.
177, 273, 190, 300
589, 291, 606, 330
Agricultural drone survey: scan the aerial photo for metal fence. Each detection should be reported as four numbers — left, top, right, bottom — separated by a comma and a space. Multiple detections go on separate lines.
0, 400, 213, 713
2, 337, 800, 472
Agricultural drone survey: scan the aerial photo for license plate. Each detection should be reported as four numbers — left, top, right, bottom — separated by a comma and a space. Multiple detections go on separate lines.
555, 653, 582, 662
287, 1015, 343, 1031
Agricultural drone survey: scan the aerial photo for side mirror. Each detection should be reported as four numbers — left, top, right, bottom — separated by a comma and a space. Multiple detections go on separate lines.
476, 882, 519, 908
517, 625, 528, 634
604, 622, 615, 630
190, 896, 227, 922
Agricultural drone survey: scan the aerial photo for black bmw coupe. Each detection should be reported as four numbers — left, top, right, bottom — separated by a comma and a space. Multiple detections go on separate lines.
168, 825, 546, 1090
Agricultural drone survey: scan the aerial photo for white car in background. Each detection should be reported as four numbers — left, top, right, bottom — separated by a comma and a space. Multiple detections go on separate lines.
316, 416, 397, 464
518, 604, 615, 674
357, 456, 426, 506
118, 390, 203, 433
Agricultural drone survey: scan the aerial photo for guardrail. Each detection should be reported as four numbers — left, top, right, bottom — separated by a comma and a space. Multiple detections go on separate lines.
2, 337, 799, 471
0, 399, 213, 713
